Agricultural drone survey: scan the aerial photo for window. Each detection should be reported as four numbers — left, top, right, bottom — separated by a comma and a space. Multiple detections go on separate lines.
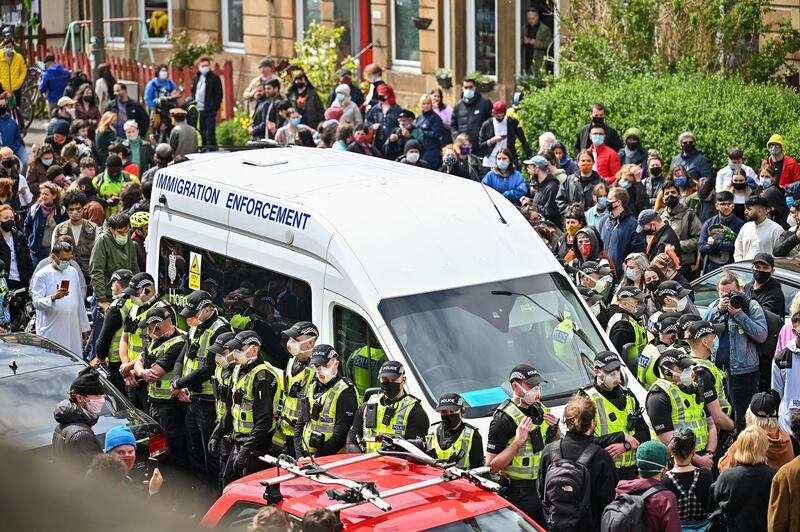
103, 0, 125, 42
217, 502, 265, 529
222, 0, 244, 48
296, 0, 321, 39
423, 507, 538, 532
467, 0, 497, 76
158, 237, 312, 367
334, 306, 386, 399
142, 0, 171, 40
391, 0, 420, 67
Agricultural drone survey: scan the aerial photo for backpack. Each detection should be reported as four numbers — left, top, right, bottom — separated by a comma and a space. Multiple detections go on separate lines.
542, 440, 599, 532
600, 485, 664, 532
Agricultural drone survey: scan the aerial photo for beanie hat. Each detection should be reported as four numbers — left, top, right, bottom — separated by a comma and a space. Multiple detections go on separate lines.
335, 83, 351, 97
404, 139, 422, 154
623, 128, 642, 140
70, 366, 104, 396
103, 425, 137, 452
636, 440, 669, 478
767, 134, 784, 149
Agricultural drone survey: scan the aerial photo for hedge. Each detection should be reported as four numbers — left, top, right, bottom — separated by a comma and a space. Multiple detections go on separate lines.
518, 73, 800, 171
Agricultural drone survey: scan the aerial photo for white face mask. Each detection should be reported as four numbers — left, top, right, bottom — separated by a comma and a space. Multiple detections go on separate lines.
215, 353, 231, 368
671, 296, 688, 312
316, 363, 336, 384
287, 338, 314, 358
590, 302, 602, 316
599, 370, 621, 389
593, 275, 611, 294
679, 367, 695, 386
406, 152, 420, 164
85, 397, 105, 417
519, 384, 541, 404
232, 348, 253, 365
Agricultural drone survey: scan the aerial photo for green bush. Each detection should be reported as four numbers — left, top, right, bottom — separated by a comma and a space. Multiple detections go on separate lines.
518, 73, 800, 170
216, 107, 251, 147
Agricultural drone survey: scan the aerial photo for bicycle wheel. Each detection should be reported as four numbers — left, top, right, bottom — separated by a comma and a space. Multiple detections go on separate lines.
20, 83, 44, 130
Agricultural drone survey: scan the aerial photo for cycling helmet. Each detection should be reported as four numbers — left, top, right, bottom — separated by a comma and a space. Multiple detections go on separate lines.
130, 211, 150, 228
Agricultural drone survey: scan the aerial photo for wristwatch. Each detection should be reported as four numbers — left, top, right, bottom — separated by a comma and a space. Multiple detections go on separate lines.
623, 441, 632, 451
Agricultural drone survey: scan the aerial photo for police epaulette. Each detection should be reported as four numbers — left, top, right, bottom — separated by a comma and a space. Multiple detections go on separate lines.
341, 376, 355, 387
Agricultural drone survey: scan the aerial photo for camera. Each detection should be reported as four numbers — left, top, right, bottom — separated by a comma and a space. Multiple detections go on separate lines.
309, 431, 325, 450
728, 291, 744, 309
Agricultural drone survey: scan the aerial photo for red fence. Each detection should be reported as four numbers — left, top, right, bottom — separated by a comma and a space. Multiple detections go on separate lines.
38, 47, 235, 122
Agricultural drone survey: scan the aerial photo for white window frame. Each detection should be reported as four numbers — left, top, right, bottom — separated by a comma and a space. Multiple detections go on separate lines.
466, 0, 498, 79
103, 0, 125, 48
295, 0, 321, 41
390, 0, 421, 71
221, 0, 245, 52
139, 0, 173, 49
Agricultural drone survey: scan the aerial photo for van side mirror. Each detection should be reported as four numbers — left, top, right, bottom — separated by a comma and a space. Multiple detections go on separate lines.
364, 387, 381, 403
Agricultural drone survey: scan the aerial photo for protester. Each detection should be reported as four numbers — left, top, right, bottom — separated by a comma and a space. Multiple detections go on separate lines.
481, 149, 528, 206
585, 182, 610, 226
365, 84, 401, 149
670, 132, 712, 182
451, 77, 492, 147
597, 187, 646, 273
643, 151, 666, 206
743, 253, 785, 318
762, 134, 800, 187
478, 100, 530, 168
772, 311, 800, 444
430, 88, 453, 143
89, 212, 139, 311
556, 150, 602, 213
699, 191, 745, 272
122, 120, 155, 175
526, 154, 561, 225
24, 182, 66, 264
638, 209, 682, 262
662, 428, 714, 530
52, 366, 104, 466
734, 195, 784, 261
588, 123, 621, 183
107, 83, 149, 137
574, 102, 623, 153
275, 107, 315, 146
286, 70, 324, 129
38, 54, 70, 110
0, 204, 31, 289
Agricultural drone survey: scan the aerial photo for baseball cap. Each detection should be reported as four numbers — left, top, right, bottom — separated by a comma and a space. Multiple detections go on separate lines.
752, 253, 775, 268
654, 280, 692, 301
282, 321, 319, 339
522, 155, 548, 170
636, 209, 659, 232
594, 351, 622, 371
617, 286, 646, 300
57, 96, 76, 107
508, 364, 546, 385
227, 330, 262, 350
578, 286, 603, 305
309, 344, 339, 365
378, 360, 405, 379
749, 392, 778, 418
109, 268, 133, 286
435, 392, 465, 412
124, 272, 155, 297
180, 290, 215, 318
258, 58, 274, 69
208, 331, 236, 355
492, 101, 507, 114
137, 305, 172, 328
685, 320, 723, 341
580, 261, 612, 276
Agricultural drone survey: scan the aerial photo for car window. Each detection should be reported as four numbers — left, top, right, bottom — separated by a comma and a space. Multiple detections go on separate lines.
420, 507, 538, 531
216, 501, 301, 530
693, 269, 753, 310
780, 282, 798, 317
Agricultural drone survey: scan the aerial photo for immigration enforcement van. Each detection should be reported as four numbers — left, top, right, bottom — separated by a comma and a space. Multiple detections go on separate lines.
147, 147, 644, 435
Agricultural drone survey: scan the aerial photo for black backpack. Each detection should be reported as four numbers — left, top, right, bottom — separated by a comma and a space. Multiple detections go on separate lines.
600, 484, 664, 532
542, 440, 599, 532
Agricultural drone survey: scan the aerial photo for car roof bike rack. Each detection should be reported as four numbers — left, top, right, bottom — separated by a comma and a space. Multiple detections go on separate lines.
258, 437, 502, 516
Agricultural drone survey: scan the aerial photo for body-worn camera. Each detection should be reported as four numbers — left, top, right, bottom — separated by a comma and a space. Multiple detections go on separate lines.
728, 291, 745, 309
309, 430, 325, 450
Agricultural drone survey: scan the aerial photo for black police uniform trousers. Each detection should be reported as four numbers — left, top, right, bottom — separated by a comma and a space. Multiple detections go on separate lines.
106, 361, 126, 394
505, 480, 543, 524
185, 397, 218, 481
222, 439, 271, 486
127, 382, 148, 413
149, 398, 188, 469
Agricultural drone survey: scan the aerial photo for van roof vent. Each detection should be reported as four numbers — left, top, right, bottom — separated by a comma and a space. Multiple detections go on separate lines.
242, 159, 289, 168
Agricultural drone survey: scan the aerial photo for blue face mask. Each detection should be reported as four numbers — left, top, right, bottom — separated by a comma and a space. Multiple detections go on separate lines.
290, 117, 302, 126
336, 93, 345, 102
591, 134, 605, 146
711, 336, 719, 357
497, 159, 510, 171
463, 88, 475, 100
199, 66, 210, 75
625, 268, 636, 280
760, 177, 773, 188
787, 196, 795, 208
597, 197, 608, 208
619, 180, 631, 189
57, 260, 69, 271
674, 176, 687, 187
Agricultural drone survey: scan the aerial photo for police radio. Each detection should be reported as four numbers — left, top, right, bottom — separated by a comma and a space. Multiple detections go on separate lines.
364, 403, 378, 429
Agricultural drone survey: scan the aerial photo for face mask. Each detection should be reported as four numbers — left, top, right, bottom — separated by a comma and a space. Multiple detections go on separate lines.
649, 166, 662, 177
679, 367, 695, 386
591, 134, 605, 146
0, 219, 13, 232
57, 260, 70, 271
294, 79, 306, 88
406, 152, 421, 164
85, 397, 105, 418
673, 177, 687, 187
522, 385, 541, 404
82, 94, 94, 103
199, 66, 210, 75
631, 302, 647, 317
646, 280, 659, 292
578, 243, 592, 257
643, 226, 656, 236
579, 162, 593, 173
367, 75, 377, 83
215, 353, 231, 368
317, 364, 336, 384
463, 88, 475, 100
728, 162, 741, 171
290, 117, 302, 126
619, 179, 631, 189
159, 71, 168, 80
4, 48, 12, 59
354, 134, 367, 145
497, 159, 509, 171
625, 268, 637, 280
672, 296, 689, 312
460, 146, 471, 155
114, 234, 128, 246
441, 413, 462, 430
233, 348, 255, 365
681, 142, 695, 153
753, 270, 772, 284
769, 145, 782, 156
130, 296, 144, 306
599, 370, 621, 389
1, 159, 13, 168
566, 224, 580, 237
593, 276, 611, 294
597, 197, 608, 208
732, 181, 747, 190
67, 209, 83, 222
590, 302, 602, 316
626, 140, 640, 150
444, 155, 457, 166
592, 116, 604, 125
42, 158, 53, 167
759, 177, 773, 188
664, 195, 680, 209
381, 380, 403, 399
786, 196, 795, 207
336, 92, 345, 102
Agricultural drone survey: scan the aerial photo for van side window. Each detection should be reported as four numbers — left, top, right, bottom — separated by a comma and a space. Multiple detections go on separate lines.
334, 306, 386, 400
158, 236, 312, 368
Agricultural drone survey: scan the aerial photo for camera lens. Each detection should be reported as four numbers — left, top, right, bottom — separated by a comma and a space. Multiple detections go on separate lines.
729, 292, 743, 309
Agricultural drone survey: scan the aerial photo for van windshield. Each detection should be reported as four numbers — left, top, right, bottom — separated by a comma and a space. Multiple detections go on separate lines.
378, 273, 601, 418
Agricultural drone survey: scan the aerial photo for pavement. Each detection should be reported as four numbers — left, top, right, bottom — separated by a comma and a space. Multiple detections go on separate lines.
24, 118, 48, 152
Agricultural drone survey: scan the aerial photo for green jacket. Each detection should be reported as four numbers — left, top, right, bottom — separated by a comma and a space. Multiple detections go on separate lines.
89, 231, 140, 302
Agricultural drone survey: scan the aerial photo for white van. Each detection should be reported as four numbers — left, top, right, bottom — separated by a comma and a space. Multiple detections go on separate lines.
147, 147, 644, 436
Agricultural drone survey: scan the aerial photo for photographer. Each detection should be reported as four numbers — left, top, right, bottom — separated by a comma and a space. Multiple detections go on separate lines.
702, 270, 767, 432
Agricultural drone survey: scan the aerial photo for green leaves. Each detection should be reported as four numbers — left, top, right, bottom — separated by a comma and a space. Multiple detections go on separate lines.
167, 30, 222, 70
292, 22, 359, 98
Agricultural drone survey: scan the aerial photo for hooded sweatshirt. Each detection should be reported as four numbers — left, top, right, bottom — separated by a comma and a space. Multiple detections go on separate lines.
52, 399, 102, 465
564, 226, 617, 276
615, 477, 681, 532
718, 426, 795, 473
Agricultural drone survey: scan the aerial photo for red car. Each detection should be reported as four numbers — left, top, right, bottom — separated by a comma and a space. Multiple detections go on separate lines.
203, 443, 543, 531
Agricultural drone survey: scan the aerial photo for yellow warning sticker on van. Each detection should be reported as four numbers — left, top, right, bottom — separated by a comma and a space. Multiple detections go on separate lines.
189, 251, 201, 290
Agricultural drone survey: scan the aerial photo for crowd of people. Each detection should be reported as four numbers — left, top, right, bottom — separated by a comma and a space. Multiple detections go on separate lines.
2, 40, 800, 531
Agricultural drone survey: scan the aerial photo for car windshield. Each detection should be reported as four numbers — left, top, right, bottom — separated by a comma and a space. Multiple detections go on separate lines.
422, 506, 539, 531
379, 273, 602, 417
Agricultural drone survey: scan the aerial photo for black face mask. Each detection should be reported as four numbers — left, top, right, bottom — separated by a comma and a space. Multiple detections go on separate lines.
649, 166, 662, 177
0, 106, 7, 115
644, 227, 656, 236
681, 142, 696, 153
664, 195, 680, 209
646, 280, 659, 292
380, 381, 402, 399
441, 413, 462, 431
82, 95, 93, 103
732, 182, 747, 190
592, 116, 604, 126
0, 219, 14, 232
753, 270, 772, 284
626, 140, 640, 150
1, 159, 14, 168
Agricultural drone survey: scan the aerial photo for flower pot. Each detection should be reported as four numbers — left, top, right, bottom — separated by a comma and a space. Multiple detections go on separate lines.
412, 16, 432, 30
436, 76, 452, 89
477, 81, 495, 93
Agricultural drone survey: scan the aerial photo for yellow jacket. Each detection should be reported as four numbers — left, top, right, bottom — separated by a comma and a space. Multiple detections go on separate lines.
0, 51, 27, 93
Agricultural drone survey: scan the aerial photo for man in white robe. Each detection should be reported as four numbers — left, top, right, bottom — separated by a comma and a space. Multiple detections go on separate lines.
31, 241, 90, 355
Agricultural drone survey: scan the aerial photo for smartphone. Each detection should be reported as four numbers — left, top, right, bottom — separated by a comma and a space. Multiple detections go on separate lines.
144, 457, 159, 479
60, 279, 70, 291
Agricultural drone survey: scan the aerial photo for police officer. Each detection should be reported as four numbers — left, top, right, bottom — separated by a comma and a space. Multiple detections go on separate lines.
606, 286, 648, 373
132, 305, 189, 468
222, 330, 283, 484
674, 313, 702, 354
295, 344, 357, 457
207, 331, 237, 490
654, 280, 697, 314
685, 320, 735, 435
486, 364, 559, 522
646, 351, 717, 469
578, 261, 614, 304
93, 268, 134, 392
345, 341, 387, 402
637, 311, 680, 389
581, 351, 650, 480
172, 290, 233, 481
347, 360, 429, 453
276, 321, 319, 457
119, 272, 176, 411
425, 393, 484, 469
579, 286, 607, 328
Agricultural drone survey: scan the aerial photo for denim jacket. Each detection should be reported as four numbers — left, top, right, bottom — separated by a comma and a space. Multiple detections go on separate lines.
703, 298, 767, 375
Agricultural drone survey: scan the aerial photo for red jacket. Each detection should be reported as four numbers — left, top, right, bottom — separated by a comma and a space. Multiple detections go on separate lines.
761, 155, 800, 187
615, 478, 681, 532
590, 143, 621, 183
